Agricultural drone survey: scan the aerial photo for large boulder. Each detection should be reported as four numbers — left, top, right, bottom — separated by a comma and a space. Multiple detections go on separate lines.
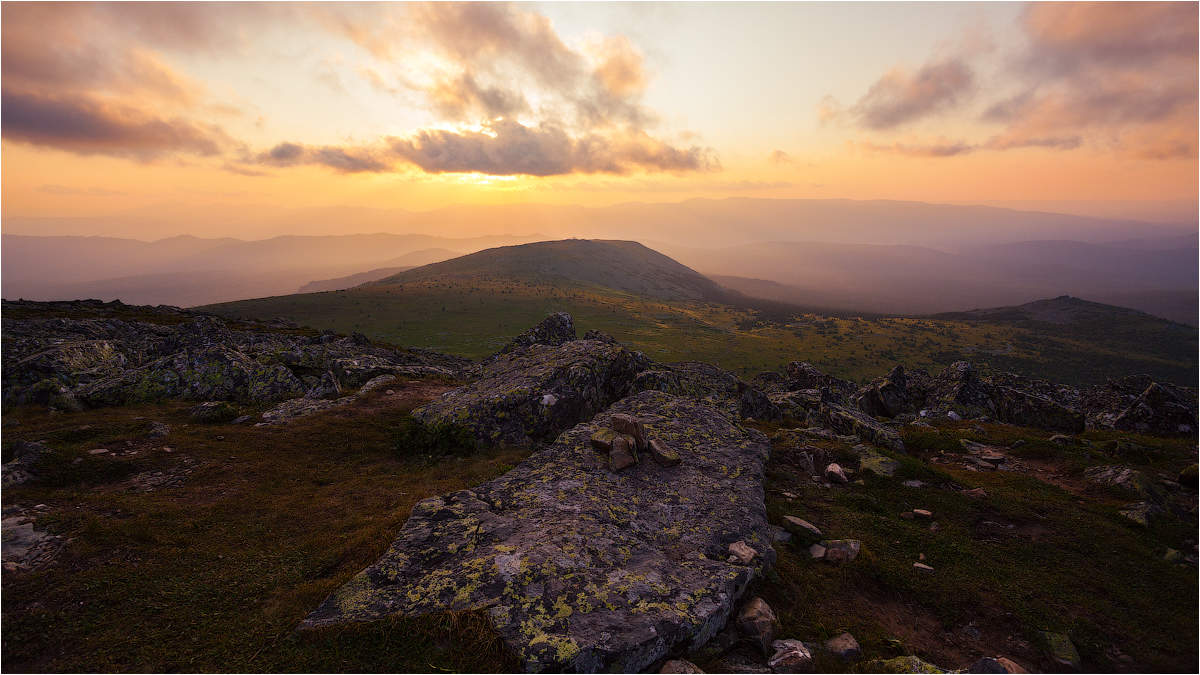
302, 391, 776, 672
1111, 382, 1197, 435
854, 365, 911, 418
413, 339, 651, 448
991, 386, 1084, 433
929, 361, 995, 414
632, 362, 780, 421
817, 402, 905, 452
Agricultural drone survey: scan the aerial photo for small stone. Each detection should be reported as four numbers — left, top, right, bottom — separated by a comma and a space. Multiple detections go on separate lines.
914, 562, 934, 572
87, 448, 108, 455
648, 439, 681, 467
919, 552, 926, 561
611, 414, 647, 450
660, 659, 704, 674
824, 463, 848, 483
963, 487, 988, 498
609, 435, 638, 472
728, 540, 757, 565
782, 515, 822, 541
1041, 632, 1080, 669
821, 539, 860, 563
590, 428, 618, 452
824, 632, 861, 661
541, 393, 558, 406
768, 639, 813, 672
902, 479, 925, 488
967, 656, 1029, 673
1049, 434, 1074, 445
384, 389, 396, 395
231, 415, 252, 425
147, 421, 170, 438
947, 411, 962, 421
808, 543, 826, 560
782, 491, 799, 499
912, 508, 933, 519
736, 597, 779, 654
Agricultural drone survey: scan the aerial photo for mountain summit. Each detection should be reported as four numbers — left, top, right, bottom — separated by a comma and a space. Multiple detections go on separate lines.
372, 239, 728, 302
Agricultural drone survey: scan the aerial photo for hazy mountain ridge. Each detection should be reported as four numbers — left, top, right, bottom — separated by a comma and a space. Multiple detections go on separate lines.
372, 239, 729, 302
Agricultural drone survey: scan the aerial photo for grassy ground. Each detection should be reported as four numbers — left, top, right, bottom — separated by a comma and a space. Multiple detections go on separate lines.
732, 419, 1199, 673
1, 383, 527, 672
201, 280, 1196, 386
5, 385, 1195, 672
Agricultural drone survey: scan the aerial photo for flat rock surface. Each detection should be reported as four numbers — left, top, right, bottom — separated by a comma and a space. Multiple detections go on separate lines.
304, 390, 776, 673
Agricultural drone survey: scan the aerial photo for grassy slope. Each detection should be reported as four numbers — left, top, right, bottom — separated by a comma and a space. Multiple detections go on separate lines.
1, 385, 526, 672
4, 386, 1195, 672
202, 279, 1197, 386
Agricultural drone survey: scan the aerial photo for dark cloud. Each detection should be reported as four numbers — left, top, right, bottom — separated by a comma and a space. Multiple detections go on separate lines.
254, 142, 391, 173
428, 74, 530, 121
2, 88, 229, 159
389, 120, 716, 176
847, 58, 974, 129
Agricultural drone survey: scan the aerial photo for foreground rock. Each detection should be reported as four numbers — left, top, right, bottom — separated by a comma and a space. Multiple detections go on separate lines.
303, 391, 776, 672
2, 300, 466, 410
413, 338, 650, 448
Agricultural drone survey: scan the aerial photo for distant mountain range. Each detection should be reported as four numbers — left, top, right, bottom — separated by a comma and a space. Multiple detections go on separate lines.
3, 197, 1195, 322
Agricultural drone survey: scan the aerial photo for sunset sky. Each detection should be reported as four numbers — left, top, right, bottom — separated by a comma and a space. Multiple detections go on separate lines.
2, 1, 1197, 236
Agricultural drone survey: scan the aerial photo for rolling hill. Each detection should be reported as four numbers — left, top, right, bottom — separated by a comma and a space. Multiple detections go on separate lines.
371, 239, 728, 301
202, 239, 1197, 387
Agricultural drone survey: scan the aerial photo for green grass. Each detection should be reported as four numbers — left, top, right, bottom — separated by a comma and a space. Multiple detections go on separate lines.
1, 386, 527, 672
735, 421, 1199, 672
201, 278, 1197, 386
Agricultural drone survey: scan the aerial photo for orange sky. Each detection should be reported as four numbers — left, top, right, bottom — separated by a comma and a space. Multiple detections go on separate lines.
2, 2, 1197, 234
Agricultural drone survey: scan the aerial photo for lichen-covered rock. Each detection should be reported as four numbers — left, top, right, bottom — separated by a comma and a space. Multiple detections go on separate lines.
610, 435, 639, 471
3, 301, 467, 410
992, 386, 1084, 433
413, 339, 651, 448
1083, 465, 1165, 504
817, 402, 905, 452
648, 439, 681, 467
767, 639, 813, 673
783, 362, 856, 403
632, 362, 780, 422
2, 440, 52, 488
189, 401, 239, 423
1111, 382, 1198, 435
302, 391, 775, 672
493, 312, 577, 358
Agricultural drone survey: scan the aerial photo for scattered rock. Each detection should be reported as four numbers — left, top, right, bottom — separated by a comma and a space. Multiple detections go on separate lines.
782, 516, 822, 542
966, 656, 1029, 674
824, 463, 848, 484
912, 509, 933, 519
609, 435, 638, 472
913, 562, 934, 572
1118, 501, 1159, 527
648, 439, 681, 467
1, 515, 65, 571
824, 632, 862, 661
611, 414, 647, 450
189, 401, 239, 423
302, 391, 776, 672
820, 539, 861, 563
767, 639, 813, 673
1041, 632, 1081, 670
808, 543, 827, 560
147, 421, 170, 438
2, 440, 53, 487
590, 428, 617, 452
1049, 434, 1074, 445
660, 659, 704, 674
737, 597, 779, 655
962, 487, 988, 498
728, 540, 758, 565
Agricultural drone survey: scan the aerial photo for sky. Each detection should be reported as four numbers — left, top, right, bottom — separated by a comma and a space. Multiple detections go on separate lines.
2, 1, 1197, 237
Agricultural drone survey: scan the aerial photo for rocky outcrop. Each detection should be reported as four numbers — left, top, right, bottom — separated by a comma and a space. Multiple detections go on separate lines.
303, 391, 776, 672
1111, 382, 1197, 435
493, 312, 577, 358
854, 365, 911, 418
632, 362, 780, 422
2, 301, 468, 410
413, 338, 651, 448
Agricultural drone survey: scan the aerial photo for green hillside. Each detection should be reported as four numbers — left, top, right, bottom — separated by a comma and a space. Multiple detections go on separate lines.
202, 242, 1197, 386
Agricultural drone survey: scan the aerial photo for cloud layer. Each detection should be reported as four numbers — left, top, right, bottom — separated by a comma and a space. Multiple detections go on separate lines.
834, 2, 1197, 160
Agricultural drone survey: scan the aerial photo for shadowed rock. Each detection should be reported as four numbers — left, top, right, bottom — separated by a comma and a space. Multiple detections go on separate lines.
632, 362, 780, 421
413, 338, 651, 448
302, 391, 776, 673
493, 312, 577, 358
